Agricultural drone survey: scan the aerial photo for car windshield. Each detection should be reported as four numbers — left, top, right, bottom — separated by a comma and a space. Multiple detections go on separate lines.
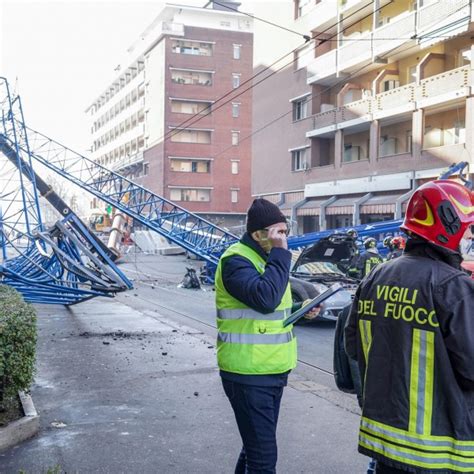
292, 261, 343, 275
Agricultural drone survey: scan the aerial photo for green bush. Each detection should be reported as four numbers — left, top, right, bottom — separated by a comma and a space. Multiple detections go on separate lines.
0, 285, 37, 406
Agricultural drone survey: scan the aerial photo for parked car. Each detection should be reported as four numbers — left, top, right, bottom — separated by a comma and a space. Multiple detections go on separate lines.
290, 233, 359, 322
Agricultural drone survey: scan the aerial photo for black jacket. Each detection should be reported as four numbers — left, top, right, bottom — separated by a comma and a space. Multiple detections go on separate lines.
356, 248, 383, 278
345, 239, 474, 473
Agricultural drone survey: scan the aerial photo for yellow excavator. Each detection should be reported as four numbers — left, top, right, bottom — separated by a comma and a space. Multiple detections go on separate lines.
89, 208, 112, 234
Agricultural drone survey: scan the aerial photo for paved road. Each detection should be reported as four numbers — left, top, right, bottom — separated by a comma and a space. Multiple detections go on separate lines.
0, 260, 367, 473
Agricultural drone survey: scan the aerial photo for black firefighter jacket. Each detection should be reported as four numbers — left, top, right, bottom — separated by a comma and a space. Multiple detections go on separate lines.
345, 239, 474, 473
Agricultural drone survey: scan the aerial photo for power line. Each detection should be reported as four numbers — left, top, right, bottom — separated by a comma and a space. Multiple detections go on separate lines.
160, 1, 385, 144
212, 38, 429, 166
158, 0, 376, 144
211, 0, 311, 42
164, 0, 469, 148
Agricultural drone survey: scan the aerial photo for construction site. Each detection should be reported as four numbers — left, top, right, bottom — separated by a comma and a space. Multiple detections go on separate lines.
1, 0, 474, 472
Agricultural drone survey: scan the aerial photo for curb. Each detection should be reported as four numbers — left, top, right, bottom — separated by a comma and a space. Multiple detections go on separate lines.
0, 391, 40, 451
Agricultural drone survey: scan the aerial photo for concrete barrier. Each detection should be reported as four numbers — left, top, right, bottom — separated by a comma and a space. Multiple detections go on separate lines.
0, 391, 39, 451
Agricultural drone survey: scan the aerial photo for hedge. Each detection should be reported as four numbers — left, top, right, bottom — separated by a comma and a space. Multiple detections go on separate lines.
0, 285, 37, 407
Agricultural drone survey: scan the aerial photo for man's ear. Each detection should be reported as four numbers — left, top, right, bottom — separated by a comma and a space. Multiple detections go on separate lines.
251, 230, 261, 241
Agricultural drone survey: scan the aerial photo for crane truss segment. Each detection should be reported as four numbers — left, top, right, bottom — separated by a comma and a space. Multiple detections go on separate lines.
20, 123, 239, 265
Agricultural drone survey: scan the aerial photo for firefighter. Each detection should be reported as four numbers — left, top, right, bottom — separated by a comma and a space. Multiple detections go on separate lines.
387, 236, 406, 260
382, 236, 394, 257
345, 180, 474, 474
356, 237, 383, 279
346, 228, 361, 278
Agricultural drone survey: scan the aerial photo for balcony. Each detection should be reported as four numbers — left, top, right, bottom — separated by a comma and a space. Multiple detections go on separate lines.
110, 151, 144, 173
307, 1, 470, 85
416, 66, 471, 108
373, 84, 416, 119
307, 66, 471, 136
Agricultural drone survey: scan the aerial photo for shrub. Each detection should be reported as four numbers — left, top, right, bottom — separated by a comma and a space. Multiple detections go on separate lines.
0, 285, 37, 407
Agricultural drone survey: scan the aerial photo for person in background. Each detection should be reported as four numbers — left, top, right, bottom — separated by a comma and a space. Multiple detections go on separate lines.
386, 236, 406, 260
356, 237, 383, 279
346, 228, 361, 279
215, 198, 318, 474
345, 180, 474, 474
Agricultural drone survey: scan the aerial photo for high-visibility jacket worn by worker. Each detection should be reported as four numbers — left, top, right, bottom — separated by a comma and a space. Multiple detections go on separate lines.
345, 241, 474, 473
215, 242, 297, 375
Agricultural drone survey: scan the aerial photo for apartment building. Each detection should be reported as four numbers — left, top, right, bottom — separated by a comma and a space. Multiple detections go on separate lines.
253, 0, 474, 233
86, 2, 253, 227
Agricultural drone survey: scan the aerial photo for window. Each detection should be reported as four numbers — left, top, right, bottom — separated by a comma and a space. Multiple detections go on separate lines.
232, 131, 239, 146
292, 98, 308, 121
171, 39, 213, 56
233, 44, 241, 60
171, 100, 211, 115
170, 129, 212, 144
291, 148, 307, 171
407, 66, 418, 84
231, 189, 239, 203
170, 159, 211, 173
380, 136, 398, 156
169, 188, 211, 202
171, 69, 213, 86
231, 161, 239, 174
343, 144, 361, 162
232, 103, 240, 118
232, 74, 240, 88
424, 126, 442, 148
406, 131, 413, 153
458, 48, 472, 67
383, 80, 400, 92
296, 0, 312, 18
444, 121, 466, 145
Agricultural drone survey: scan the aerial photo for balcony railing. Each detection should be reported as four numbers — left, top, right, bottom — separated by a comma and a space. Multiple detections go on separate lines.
307, 1, 471, 84
338, 31, 372, 71
341, 98, 371, 121
417, 66, 470, 100
374, 84, 415, 114
309, 66, 471, 133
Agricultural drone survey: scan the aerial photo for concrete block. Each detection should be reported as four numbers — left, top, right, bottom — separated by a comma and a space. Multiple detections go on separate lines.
0, 392, 39, 451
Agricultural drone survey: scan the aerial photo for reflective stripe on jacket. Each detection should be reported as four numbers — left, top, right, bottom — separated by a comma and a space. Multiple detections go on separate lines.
345, 243, 474, 473
215, 242, 296, 375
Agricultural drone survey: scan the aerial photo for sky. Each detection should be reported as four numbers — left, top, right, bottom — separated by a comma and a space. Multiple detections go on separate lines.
0, 0, 298, 154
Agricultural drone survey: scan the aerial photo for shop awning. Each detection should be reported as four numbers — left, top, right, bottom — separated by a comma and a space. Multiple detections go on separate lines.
296, 199, 326, 216
326, 197, 359, 215
360, 194, 402, 214
278, 201, 293, 217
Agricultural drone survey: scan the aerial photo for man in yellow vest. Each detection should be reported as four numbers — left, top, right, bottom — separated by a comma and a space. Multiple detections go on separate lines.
215, 198, 317, 474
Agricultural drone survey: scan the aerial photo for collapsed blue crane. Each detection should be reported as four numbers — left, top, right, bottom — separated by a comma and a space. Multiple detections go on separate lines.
1, 74, 470, 304
0, 77, 131, 304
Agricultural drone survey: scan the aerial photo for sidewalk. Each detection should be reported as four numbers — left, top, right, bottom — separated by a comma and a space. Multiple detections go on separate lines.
0, 298, 367, 473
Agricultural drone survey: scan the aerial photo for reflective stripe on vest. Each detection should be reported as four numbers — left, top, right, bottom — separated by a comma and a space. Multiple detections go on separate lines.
409, 329, 435, 435
361, 418, 474, 455
215, 241, 296, 375
359, 319, 372, 364
359, 432, 474, 471
217, 308, 290, 321
358, 328, 474, 472
218, 332, 293, 345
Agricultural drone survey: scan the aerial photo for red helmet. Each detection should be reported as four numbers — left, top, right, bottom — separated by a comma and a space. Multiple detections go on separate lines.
401, 180, 474, 251
391, 236, 406, 250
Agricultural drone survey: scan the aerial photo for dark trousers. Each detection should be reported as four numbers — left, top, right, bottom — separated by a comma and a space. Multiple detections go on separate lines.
222, 379, 284, 474
376, 462, 408, 474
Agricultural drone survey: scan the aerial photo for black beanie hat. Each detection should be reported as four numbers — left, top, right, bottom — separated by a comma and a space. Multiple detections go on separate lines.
246, 198, 287, 234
